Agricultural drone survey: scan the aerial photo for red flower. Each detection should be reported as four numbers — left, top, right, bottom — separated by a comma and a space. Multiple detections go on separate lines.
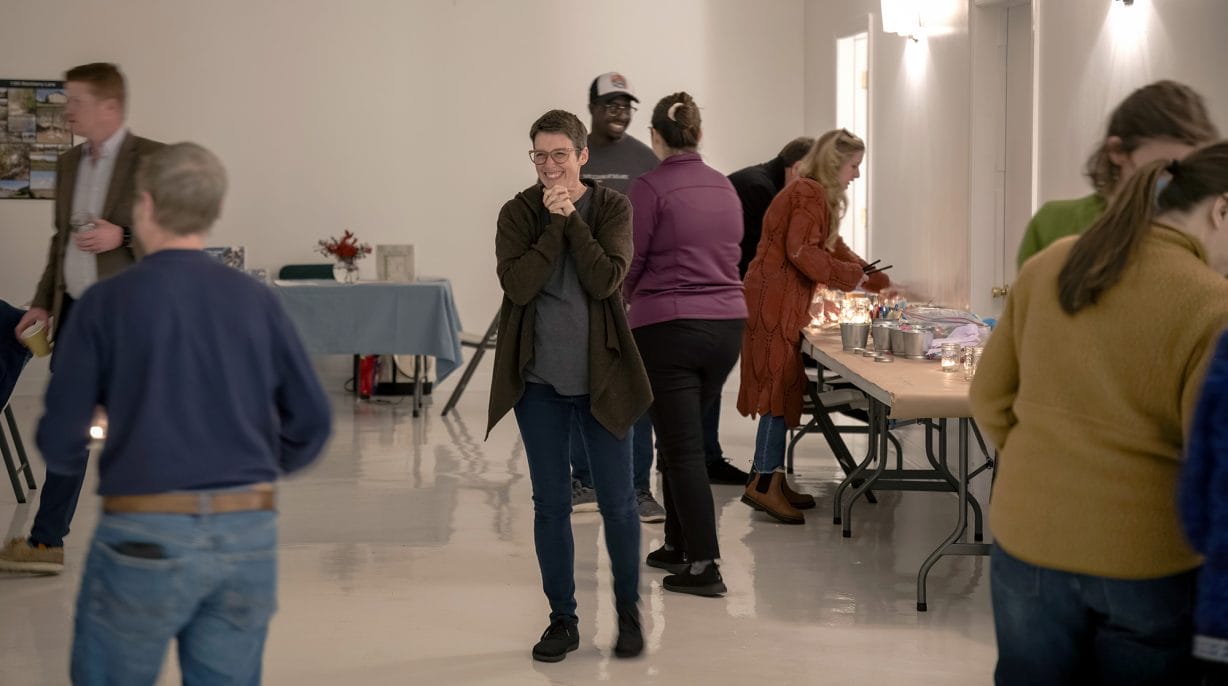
317, 230, 372, 262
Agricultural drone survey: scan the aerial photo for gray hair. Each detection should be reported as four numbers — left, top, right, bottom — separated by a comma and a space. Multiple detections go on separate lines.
136, 142, 227, 236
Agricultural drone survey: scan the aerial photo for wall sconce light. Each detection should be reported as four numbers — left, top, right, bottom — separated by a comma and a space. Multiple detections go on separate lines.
1115, 0, 1134, 5
881, 0, 925, 41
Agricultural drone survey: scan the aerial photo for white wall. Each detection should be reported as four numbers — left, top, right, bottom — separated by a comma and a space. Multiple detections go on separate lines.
6, 0, 1226, 396
805, 0, 1228, 311
806, 0, 972, 308
1033, 0, 1228, 203
1, 0, 805, 392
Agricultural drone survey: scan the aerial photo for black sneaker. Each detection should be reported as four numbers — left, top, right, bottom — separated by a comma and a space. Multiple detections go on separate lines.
645, 545, 688, 574
613, 606, 644, 658
532, 619, 580, 662
663, 562, 727, 597
707, 459, 751, 485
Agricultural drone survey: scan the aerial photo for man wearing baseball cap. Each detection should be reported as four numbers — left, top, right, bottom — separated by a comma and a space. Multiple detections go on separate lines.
582, 72, 659, 195
569, 72, 665, 523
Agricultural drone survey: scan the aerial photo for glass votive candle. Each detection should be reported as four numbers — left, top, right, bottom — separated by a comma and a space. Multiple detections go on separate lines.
963, 346, 984, 381
940, 342, 961, 373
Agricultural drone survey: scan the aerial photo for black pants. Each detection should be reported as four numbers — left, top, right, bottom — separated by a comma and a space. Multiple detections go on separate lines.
633, 318, 744, 562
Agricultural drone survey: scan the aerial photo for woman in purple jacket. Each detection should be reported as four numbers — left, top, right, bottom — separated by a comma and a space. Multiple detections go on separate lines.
625, 92, 747, 597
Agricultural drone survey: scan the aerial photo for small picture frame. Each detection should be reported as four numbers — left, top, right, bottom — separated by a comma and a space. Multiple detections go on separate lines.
376, 244, 415, 282
203, 246, 246, 270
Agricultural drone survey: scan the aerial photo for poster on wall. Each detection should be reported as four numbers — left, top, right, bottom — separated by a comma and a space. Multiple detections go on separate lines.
0, 79, 73, 200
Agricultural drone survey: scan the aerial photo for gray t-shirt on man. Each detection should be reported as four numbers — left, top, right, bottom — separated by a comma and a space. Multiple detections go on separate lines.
581, 135, 659, 194
523, 189, 595, 396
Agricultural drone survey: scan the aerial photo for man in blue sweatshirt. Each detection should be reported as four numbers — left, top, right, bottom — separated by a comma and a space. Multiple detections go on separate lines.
35, 142, 332, 684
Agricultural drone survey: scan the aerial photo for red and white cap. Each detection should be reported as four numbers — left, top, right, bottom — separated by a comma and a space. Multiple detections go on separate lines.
589, 72, 638, 103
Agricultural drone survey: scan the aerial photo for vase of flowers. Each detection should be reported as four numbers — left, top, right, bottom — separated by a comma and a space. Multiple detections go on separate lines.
317, 230, 372, 284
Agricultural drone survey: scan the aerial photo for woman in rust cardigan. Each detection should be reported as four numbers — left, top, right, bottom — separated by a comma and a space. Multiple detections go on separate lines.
737, 129, 889, 524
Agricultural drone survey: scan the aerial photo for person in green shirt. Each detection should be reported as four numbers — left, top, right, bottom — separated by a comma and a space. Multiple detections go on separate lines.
1017, 80, 1218, 268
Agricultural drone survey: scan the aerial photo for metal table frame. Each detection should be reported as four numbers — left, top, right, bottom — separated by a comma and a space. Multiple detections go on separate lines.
801, 330, 995, 611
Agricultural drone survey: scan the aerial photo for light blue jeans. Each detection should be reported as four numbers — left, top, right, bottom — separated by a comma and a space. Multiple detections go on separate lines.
72, 510, 278, 685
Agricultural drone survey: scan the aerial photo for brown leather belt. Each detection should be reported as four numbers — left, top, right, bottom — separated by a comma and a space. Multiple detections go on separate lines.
103, 486, 276, 514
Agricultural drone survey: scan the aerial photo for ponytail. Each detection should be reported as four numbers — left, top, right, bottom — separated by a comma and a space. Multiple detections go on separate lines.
1058, 160, 1168, 314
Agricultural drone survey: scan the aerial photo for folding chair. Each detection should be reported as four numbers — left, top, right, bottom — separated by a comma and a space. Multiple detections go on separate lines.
1, 301, 37, 503
441, 313, 499, 416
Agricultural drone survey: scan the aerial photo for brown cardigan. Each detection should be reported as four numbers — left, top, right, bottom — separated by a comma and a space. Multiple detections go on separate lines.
737, 178, 888, 427
31, 132, 165, 334
486, 181, 652, 439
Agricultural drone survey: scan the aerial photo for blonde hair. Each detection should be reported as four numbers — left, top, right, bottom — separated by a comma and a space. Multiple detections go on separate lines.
797, 128, 864, 248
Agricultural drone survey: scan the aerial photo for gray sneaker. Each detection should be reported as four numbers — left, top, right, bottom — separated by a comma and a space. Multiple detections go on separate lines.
572, 480, 599, 513
636, 490, 666, 523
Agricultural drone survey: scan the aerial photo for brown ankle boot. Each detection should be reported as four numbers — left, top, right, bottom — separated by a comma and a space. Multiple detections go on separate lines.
780, 478, 816, 510
740, 472, 804, 524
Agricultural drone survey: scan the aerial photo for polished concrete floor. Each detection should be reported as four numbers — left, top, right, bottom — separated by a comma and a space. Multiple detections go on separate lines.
0, 365, 997, 685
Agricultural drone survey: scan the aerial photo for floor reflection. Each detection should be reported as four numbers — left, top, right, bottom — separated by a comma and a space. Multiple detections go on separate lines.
0, 371, 996, 685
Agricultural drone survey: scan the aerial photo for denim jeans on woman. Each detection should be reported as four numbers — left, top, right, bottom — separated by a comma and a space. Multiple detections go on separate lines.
514, 383, 640, 621
72, 509, 277, 685
752, 414, 788, 473
571, 411, 655, 492
991, 544, 1197, 686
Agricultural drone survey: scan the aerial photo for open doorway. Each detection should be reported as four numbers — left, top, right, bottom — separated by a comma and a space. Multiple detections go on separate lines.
836, 31, 870, 257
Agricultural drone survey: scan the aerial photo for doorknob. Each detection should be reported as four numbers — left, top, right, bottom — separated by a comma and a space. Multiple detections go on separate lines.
991, 285, 1010, 298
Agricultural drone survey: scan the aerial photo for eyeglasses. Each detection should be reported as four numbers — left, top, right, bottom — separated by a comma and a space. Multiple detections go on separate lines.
529, 148, 579, 165
602, 102, 636, 116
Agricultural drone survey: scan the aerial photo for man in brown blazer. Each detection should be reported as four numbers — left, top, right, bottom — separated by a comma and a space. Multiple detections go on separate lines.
2, 63, 163, 574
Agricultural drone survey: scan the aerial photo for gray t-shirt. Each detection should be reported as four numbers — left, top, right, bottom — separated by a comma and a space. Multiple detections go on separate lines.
582, 135, 659, 194
523, 189, 594, 396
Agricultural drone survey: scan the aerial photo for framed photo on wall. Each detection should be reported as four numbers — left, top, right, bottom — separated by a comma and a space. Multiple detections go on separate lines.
377, 244, 415, 282
203, 246, 246, 270
0, 79, 72, 199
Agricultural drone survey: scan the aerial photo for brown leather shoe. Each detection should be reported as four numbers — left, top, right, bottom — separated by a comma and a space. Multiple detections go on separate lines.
744, 470, 816, 510
741, 472, 804, 524
780, 479, 817, 510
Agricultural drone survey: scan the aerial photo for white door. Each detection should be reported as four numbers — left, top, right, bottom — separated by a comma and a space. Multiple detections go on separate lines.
969, 1, 1033, 319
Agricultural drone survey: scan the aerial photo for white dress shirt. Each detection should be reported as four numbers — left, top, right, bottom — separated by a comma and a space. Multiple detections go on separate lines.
63, 128, 127, 299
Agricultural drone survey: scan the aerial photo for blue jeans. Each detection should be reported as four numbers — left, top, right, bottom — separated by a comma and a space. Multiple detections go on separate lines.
515, 383, 640, 621
991, 544, 1196, 685
572, 412, 654, 492
72, 510, 277, 685
752, 415, 788, 473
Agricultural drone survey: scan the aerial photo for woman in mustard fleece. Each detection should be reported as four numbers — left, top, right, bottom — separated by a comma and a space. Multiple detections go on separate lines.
972, 142, 1228, 685
1016, 80, 1217, 268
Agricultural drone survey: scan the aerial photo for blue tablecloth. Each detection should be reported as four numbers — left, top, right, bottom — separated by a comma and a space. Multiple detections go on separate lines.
274, 279, 464, 382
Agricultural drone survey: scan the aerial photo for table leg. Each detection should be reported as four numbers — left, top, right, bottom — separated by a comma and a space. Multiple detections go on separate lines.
841, 400, 889, 537
916, 418, 990, 610
833, 400, 880, 525
413, 355, 423, 418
